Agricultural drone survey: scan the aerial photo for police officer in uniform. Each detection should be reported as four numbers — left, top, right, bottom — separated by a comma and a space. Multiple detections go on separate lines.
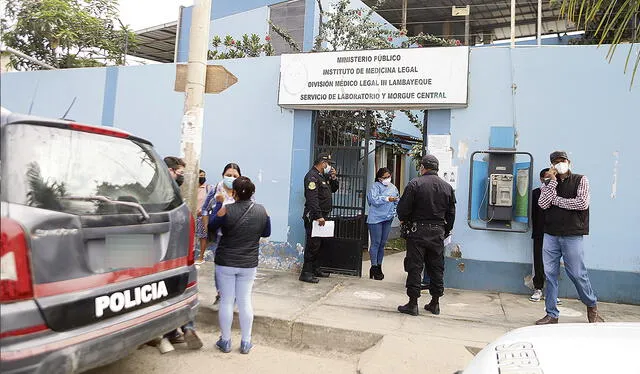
299, 152, 339, 283
396, 155, 456, 316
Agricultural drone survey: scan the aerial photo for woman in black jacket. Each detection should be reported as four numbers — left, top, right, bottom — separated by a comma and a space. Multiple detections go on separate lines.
208, 176, 270, 354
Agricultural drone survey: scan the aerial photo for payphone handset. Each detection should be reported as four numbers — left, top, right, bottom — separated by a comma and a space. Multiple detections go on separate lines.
489, 174, 514, 207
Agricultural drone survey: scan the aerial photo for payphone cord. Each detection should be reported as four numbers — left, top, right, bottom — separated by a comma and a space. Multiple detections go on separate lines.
477, 178, 496, 223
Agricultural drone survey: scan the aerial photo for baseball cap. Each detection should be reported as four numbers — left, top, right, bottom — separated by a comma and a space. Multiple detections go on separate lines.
421, 154, 439, 171
549, 151, 569, 163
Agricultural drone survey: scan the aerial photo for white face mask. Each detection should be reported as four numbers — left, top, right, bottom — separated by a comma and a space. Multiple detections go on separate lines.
381, 178, 391, 186
324, 164, 332, 174
554, 162, 570, 175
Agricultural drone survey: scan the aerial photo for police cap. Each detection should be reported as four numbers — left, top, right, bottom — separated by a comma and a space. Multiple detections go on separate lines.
315, 152, 335, 165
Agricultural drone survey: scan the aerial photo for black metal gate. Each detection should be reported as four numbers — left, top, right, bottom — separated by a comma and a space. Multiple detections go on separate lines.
314, 110, 371, 277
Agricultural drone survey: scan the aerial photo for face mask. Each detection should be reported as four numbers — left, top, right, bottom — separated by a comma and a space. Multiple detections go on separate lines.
324, 164, 332, 174
199, 177, 206, 185
223, 176, 236, 189
554, 162, 570, 175
381, 178, 391, 186
175, 174, 184, 186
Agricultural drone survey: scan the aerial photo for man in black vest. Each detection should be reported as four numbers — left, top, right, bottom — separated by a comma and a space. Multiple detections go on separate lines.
535, 151, 604, 325
396, 155, 456, 316
299, 153, 339, 283
529, 168, 549, 302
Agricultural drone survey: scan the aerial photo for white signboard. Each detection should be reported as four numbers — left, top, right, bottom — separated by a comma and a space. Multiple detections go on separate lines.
278, 47, 469, 110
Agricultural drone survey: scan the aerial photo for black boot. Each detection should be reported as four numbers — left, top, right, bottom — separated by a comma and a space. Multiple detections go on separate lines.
300, 262, 319, 283
369, 266, 375, 279
314, 269, 330, 278
424, 297, 440, 315
378, 265, 384, 280
299, 272, 319, 283
372, 265, 383, 281
398, 297, 419, 316
313, 261, 330, 278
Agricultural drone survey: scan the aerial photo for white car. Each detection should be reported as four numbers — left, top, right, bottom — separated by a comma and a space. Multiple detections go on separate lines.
461, 323, 640, 374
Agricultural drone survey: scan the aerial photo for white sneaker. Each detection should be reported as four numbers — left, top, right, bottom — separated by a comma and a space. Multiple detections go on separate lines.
157, 337, 175, 354
557, 298, 562, 305
529, 289, 543, 302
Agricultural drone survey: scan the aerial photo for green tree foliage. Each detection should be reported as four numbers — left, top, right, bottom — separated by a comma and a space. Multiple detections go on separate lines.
314, 0, 458, 51
558, 0, 639, 87
1, 0, 136, 69
208, 34, 274, 60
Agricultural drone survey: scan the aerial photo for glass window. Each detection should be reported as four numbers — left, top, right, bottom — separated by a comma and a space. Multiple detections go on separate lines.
2, 124, 181, 215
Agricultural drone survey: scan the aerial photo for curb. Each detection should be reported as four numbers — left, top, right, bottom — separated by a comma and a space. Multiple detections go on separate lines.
196, 303, 382, 354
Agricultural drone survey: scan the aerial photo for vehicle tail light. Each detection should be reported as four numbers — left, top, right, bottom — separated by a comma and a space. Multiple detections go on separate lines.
0, 324, 48, 339
69, 123, 129, 138
0, 218, 34, 302
187, 213, 195, 266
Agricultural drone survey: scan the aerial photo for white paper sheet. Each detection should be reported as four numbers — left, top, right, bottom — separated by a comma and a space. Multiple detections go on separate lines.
312, 220, 335, 237
444, 235, 452, 246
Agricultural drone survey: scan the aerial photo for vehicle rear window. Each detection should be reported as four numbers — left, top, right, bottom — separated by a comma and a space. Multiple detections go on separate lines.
2, 123, 182, 215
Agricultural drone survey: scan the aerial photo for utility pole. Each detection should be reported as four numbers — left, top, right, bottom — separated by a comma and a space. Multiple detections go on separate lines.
402, 0, 407, 32
537, 0, 542, 46
510, 0, 516, 47
464, 5, 470, 46
452, 6, 471, 45
180, 0, 212, 217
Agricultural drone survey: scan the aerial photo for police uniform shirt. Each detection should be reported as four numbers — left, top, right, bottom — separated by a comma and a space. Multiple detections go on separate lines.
304, 167, 339, 220
396, 171, 456, 234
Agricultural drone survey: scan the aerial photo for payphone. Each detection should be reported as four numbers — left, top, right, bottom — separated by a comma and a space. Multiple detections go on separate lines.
467, 127, 533, 233
490, 173, 514, 207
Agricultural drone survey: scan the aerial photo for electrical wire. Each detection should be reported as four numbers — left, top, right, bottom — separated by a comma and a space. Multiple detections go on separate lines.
477, 177, 496, 223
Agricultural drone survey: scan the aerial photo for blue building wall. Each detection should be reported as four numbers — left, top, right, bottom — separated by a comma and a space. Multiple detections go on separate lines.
111, 63, 184, 157
1, 57, 302, 271
1, 68, 106, 124
177, 0, 399, 58
2, 45, 639, 303
443, 45, 640, 303
110, 57, 299, 269
177, 6, 271, 63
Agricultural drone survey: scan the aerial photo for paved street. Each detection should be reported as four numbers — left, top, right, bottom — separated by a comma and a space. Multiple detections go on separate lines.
89, 327, 357, 374
90, 253, 640, 373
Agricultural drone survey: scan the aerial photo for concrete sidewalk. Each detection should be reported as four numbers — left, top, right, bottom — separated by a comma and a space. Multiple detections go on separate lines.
195, 253, 640, 373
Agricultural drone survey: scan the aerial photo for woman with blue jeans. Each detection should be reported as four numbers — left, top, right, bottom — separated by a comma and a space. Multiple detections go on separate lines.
209, 176, 271, 354
367, 167, 399, 280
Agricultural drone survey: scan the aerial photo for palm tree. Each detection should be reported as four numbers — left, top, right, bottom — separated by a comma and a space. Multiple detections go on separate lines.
25, 162, 66, 211
558, 0, 639, 87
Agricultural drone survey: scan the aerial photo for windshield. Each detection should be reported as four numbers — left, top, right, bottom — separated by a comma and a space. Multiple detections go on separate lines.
1, 123, 182, 215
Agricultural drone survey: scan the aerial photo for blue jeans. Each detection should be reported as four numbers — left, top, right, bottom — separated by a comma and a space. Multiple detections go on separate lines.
216, 265, 256, 342
368, 220, 393, 266
543, 234, 597, 318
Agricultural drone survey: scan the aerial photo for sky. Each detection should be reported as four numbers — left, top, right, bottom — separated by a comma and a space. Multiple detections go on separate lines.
118, 0, 193, 31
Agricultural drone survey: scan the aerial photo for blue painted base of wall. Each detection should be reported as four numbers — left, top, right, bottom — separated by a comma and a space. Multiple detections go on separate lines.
445, 257, 640, 305
259, 240, 303, 271
197, 240, 303, 272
